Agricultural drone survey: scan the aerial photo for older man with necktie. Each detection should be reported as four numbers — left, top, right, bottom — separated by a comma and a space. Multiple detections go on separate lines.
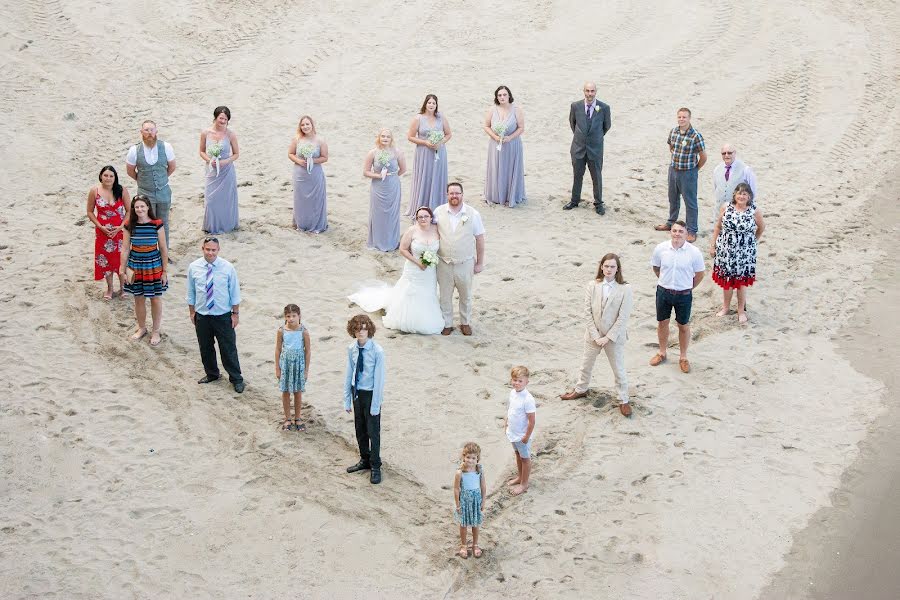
564, 81, 612, 214
187, 237, 244, 393
712, 143, 758, 228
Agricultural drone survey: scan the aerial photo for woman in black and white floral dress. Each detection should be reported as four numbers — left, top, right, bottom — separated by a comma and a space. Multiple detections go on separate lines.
710, 182, 766, 323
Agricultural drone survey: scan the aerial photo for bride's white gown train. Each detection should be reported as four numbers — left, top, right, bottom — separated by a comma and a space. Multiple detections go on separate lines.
348, 239, 444, 335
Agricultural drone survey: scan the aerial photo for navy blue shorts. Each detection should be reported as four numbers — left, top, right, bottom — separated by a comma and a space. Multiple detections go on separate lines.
656, 285, 693, 325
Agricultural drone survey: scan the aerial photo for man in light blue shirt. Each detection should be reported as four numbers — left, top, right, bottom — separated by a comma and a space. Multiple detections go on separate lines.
186, 237, 244, 393
343, 314, 386, 484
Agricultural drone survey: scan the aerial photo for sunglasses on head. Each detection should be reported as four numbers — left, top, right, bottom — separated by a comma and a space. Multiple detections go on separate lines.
203, 237, 219, 244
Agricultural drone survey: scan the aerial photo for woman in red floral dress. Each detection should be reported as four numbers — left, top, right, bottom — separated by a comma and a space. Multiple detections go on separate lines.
87, 165, 131, 300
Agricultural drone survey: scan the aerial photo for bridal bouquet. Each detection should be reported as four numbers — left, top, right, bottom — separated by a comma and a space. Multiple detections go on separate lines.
207, 141, 223, 176
376, 149, 392, 180
492, 123, 507, 151
420, 249, 438, 268
298, 143, 315, 173
426, 130, 445, 161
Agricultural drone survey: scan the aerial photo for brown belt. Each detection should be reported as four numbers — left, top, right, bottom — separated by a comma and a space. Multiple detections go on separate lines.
658, 285, 692, 296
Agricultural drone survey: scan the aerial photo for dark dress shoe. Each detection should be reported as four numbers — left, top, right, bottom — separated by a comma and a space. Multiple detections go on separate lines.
441, 327, 454, 336
346, 460, 371, 473
460, 324, 472, 336
563, 201, 579, 210
559, 390, 588, 400
370, 469, 382, 484
595, 203, 606, 215
233, 381, 245, 394
198, 375, 220, 384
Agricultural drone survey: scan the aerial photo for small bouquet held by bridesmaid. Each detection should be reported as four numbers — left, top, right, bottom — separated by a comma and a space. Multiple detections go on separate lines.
420, 249, 438, 268
207, 141, 223, 176
376, 149, 392, 180
426, 130, 445, 161
298, 143, 315, 173
492, 123, 508, 151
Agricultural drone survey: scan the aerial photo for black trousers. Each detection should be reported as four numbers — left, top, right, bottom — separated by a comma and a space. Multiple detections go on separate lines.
194, 313, 243, 384
353, 390, 381, 469
571, 154, 604, 206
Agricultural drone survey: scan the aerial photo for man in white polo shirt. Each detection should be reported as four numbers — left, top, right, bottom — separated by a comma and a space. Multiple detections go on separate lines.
649, 220, 705, 373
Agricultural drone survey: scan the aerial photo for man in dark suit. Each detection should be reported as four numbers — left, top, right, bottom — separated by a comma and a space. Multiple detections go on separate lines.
564, 82, 611, 215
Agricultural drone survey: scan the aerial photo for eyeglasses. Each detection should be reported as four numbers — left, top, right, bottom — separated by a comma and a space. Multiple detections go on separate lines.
721, 151, 734, 156
415, 215, 431, 220
448, 192, 463, 196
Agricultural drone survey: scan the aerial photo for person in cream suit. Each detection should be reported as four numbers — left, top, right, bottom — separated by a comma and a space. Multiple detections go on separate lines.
433, 182, 486, 336
560, 253, 634, 417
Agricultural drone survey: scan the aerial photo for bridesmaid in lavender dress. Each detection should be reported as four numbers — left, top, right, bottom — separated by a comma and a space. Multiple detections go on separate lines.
484, 86, 526, 207
289, 115, 329, 233
199, 106, 240, 233
363, 128, 407, 251
405, 94, 452, 217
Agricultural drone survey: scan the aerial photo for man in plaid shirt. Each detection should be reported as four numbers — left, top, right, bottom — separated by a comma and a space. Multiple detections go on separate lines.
655, 107, 707, 242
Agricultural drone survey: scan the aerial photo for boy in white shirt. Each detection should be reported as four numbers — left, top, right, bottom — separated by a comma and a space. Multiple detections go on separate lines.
505, 365, 536, 496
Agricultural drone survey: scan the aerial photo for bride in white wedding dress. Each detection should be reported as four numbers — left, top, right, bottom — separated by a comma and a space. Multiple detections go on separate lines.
348, 206, 444, 334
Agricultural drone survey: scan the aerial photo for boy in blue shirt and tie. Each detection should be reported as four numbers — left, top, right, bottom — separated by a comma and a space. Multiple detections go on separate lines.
343, 314, 386, 484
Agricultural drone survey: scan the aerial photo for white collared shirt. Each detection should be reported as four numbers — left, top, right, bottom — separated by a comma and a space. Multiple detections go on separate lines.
441, 203, 485, 235
601, 279, 615, 302
650, 241, 705, 291
126, 142, 176, 166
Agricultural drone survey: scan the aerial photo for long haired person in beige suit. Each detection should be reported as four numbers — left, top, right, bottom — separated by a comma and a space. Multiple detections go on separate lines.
560, 253, 634, 417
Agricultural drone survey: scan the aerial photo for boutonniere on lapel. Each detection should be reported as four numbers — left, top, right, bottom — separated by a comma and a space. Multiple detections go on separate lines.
593, 102, 600, 112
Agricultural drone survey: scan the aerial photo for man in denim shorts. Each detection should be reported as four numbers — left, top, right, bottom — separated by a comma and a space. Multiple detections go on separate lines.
649, 221, 705, 373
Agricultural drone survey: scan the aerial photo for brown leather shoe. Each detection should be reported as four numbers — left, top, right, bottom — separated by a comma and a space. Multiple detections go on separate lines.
679, 358, 691, 373
460, 324, 472, 336
619, 403, 632, 417
686, 233, 697, 243
649, 353, 666, 366
441, 327, 454, 336
560, 390, 587, 400
654, 223, 671, 231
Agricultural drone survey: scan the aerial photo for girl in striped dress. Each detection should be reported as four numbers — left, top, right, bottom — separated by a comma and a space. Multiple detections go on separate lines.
275, 304, 311, 431
120, 195, 168, 346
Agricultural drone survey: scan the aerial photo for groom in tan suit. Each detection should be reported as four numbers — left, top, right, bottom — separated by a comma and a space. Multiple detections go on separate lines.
433, 182, 486, 336
560, 254, 634, 417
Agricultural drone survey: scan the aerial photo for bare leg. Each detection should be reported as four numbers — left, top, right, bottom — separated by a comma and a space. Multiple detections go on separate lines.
281, 391, 292, 424
717, 289, 734, 316
511, 458, 531, 495
736, 287, 748, 323
114, 272, 125, 297
103, 273, 114, 300
657, 319, 670, 357
294, 392, 305, 430
132, 297, 147, 339
457, 526, 468, 558
677, 323, 691, 360
149, 297, 163, 345
508, 450, 523, 485
471, 526, 482, 557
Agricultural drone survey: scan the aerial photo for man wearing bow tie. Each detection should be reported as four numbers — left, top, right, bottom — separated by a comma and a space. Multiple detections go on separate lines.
564, 82, 611, 215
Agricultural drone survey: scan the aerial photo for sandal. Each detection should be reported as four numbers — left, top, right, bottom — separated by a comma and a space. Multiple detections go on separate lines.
457, 546, 468, 559
130, 328, 148, 341
102, 290, 113, 301
281, 419, 294, 431
149, 330, 162, 347
471, 545, 483, 558
294, 420, 306, 432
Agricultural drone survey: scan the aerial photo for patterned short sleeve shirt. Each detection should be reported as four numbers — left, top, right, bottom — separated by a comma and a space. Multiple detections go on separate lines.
668, 126, 705, 170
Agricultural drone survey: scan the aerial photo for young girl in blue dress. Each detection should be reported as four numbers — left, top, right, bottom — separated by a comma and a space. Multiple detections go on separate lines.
453, 441, 486, 559
275, 304, 311, 431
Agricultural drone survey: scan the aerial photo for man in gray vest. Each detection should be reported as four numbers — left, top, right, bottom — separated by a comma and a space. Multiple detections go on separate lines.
564, 81, 611, 215
711, 143, 757, 227
126, 120, 176, 253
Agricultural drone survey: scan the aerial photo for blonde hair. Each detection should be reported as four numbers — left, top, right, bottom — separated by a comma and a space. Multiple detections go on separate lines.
295, 115, 317, 138
374, 128, 395, 148
460, 442, 481, 469
510, 365, 530, 380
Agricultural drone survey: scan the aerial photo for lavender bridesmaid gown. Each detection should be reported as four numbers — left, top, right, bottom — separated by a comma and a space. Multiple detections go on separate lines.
203, 136, 239, 233
405, 114, 448, 217
292, 142, 328, 233
368, 152, 401, 251
484, 105, 526, 207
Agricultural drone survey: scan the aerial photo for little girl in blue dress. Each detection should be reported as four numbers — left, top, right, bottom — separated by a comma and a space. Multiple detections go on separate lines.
453, 441, 486, 559
275, 304, 311, 431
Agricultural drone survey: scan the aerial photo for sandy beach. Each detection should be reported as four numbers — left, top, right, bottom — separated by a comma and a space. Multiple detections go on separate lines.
2, 1, 899, 598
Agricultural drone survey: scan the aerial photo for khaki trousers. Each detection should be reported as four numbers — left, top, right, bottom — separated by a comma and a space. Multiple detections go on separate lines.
437, 259, 474, 327
574, 332, 629, 402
